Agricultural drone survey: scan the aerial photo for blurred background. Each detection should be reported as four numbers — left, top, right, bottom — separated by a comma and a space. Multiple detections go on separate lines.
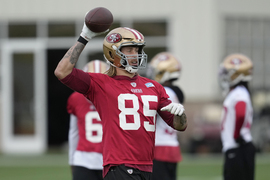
0, 0, 270, 179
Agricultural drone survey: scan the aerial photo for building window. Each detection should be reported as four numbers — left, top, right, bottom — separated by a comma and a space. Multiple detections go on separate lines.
48, 22, 76, 37
13, 53, 34, 135
9, 23, 36, 38
133, 21, 167, 36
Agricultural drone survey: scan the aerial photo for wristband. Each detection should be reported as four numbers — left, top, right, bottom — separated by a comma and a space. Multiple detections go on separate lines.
77, 36, 88, 45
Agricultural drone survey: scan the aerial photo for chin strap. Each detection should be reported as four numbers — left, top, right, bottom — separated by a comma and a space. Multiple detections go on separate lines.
125, 66, 138, 73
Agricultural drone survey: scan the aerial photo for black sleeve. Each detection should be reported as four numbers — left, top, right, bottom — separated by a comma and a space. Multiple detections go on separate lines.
168, 85, 185, 104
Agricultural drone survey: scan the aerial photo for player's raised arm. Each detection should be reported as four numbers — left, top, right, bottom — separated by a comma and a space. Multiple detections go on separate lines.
54, 42, 85, 80
54, 8, 112, 80
161, 103, 187, 131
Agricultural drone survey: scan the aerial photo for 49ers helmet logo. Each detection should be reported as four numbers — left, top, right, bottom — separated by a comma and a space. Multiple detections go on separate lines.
157, 54, 170, 61
230, 58, 242, 65
106, 33, 122, 43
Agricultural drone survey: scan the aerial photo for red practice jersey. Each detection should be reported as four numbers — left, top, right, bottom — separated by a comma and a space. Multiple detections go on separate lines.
61, 69, 175, 169
67, 92, 103, 169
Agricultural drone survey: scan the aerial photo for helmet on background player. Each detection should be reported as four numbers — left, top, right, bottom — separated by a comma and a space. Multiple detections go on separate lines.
218, 53, 253, 95
147, 52, 182, 84
82, 60, 109, 73
103, 27, 147, 73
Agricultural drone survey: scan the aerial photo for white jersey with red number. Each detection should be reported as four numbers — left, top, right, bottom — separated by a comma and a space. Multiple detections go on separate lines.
84, 73, 174, 167
154, 87, 181, 163
67, 92, 103, 169
220, 85, 253, 152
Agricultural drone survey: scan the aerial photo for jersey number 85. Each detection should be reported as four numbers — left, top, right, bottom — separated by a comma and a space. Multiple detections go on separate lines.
118, 94, 157, 131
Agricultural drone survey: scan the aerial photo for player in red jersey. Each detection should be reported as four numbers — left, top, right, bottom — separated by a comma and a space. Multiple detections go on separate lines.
55, 15, 188, 180
67, 60, 108, 180
148, 52, 184, 180
219, 53, 256, 180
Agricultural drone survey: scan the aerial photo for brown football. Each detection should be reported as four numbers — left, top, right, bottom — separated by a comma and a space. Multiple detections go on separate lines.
85, 7, 113, 33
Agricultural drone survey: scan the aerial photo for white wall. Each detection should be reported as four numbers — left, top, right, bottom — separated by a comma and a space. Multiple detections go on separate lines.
219, 0, 270, 16
0, 0, 270, 101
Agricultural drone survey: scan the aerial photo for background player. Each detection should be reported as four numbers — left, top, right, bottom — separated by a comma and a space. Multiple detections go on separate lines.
55, 13, 188, 180
67, 60, 108, 180
147, 52, 184, 180
218, 53, 256, 180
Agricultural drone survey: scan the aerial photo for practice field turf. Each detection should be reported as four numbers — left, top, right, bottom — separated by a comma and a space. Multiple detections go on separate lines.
0, 153, 269, 180
177, 153, 270, 180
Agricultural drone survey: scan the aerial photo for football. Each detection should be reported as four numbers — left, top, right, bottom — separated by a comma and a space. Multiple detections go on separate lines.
85, 7, 113, 33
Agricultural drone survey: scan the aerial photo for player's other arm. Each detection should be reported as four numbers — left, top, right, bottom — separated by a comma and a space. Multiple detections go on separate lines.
161, 103, 187, 131
234, 101, 246, 144
173, 112, 187, 131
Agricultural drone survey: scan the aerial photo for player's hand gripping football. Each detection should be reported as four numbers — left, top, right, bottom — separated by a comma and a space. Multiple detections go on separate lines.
80, 22, 109, 41
161, 103, 185, 116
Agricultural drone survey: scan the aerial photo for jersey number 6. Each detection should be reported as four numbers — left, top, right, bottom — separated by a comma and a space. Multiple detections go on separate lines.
85, 111, 102, 143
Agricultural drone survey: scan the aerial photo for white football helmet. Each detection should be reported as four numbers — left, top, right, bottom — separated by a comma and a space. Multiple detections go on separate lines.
82, 60, 109, 73
148, 52, 181, 84
218, 53, 253, 95
103, 27, 147, 73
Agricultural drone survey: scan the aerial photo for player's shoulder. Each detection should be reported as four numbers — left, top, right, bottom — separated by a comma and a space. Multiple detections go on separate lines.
230, 86, 249, 98
225, 86, 249, 105
70, 91, 83, 98
166, 85, 185, 103
138, 76, 162, 87
88, 73, 112, 84
164, 86, 175, 95
88, 72, 108, 78
68, 91, 85, 102
68, 91, 76, 100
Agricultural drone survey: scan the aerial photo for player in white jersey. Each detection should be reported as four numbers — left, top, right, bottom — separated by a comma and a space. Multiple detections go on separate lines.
148, 52, 184, 180
218, 53, 256, 180
67, 60, 108, 180
55, 12, 188, 180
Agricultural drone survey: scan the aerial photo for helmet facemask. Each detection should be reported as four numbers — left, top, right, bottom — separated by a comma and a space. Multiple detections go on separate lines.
218, 65, 231, 96
113, 42, 147, 73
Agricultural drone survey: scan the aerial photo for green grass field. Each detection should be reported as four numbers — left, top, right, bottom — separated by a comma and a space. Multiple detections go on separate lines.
177, 153, 270, 180
0, 153, 269, 180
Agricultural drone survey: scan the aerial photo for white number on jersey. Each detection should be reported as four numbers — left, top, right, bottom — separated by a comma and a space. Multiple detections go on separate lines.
118, 94, 157, 131
85, 111, 102, 143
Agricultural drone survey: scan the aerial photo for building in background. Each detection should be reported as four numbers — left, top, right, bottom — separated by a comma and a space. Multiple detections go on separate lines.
0, 0, 270, 154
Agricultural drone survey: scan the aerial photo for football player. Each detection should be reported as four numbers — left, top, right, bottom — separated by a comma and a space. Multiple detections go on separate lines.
55, 16, 188, 180
219, 53, 256, 180
67, 60, 108, 180
147, 52, 184, 180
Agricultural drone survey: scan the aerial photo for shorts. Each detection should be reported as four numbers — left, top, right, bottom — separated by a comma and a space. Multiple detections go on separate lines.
104, 164, 152, 180
223, 142, 256, 180
72, 166, 103, 180
152, 160, 177, 180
